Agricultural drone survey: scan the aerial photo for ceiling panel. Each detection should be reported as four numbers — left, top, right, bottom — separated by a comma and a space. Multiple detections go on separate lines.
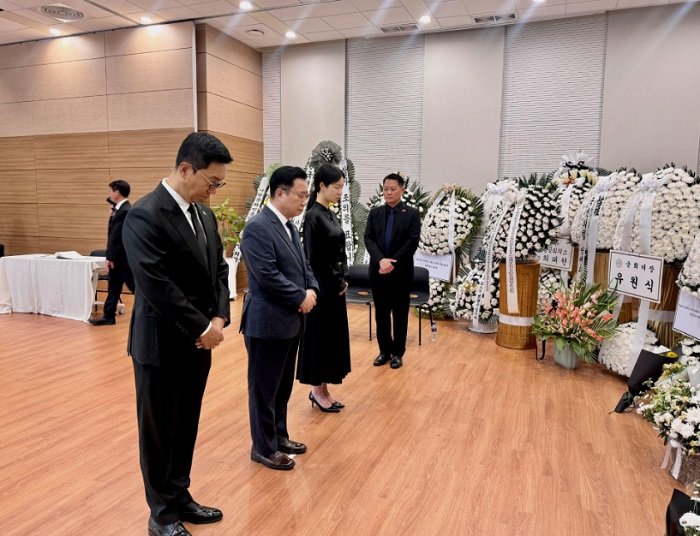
0, 0, 691, 51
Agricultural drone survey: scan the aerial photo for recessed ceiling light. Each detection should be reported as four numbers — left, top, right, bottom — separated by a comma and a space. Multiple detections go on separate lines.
49, 27, 61, 35
240, 0, 253, 10
140, 16, 152, 24
285, 30, 296, 39
247, 28, 265, 36
533, 0, 547, 3
419, 15, 431, 24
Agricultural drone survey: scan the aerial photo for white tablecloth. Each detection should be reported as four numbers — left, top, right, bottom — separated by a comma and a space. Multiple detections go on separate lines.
0, 254, 106, 322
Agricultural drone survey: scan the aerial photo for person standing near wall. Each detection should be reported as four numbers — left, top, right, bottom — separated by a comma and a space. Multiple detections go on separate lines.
364, 173, 421, 370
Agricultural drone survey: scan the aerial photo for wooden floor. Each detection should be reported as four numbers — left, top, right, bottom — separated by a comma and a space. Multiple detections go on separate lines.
0, 295, 682, 535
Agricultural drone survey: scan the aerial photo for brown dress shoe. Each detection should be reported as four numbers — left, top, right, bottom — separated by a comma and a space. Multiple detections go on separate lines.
251, 449, 295, 470
178, 501, 223, 524
148, 518, 191, 536
278, 437, 307, 455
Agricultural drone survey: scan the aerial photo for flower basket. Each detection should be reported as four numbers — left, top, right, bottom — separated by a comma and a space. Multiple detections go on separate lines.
496, 259, 539, 350
650, 263, 683, 348
593, 250, 636, 324
677, 453, 700, 485
553, 344, 578, 369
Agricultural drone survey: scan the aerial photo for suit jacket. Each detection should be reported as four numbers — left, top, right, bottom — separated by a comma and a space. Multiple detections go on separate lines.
240, 205, 318, 340
123, 183, 230, 366
364, 201, 421, 284
106, 200, 130, 265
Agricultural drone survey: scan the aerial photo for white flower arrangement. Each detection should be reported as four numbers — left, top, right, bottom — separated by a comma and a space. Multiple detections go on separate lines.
419, 184, 482, 257
537, 269, 565, 313
450, 264, 500, 322
612, 165, 700, 263
598, 322, 658, 376
679, 231, 700, 298
490, 175, 562, 263
682, 337, 700, 368
419, 278, 453, 320
552, 151, 597, 237
571, 168, 642, 249
680, 511, 700, 536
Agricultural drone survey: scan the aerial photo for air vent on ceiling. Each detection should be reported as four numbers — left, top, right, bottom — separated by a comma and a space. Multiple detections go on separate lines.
246, 28, 265, 36
474, 13, 517, 24
380, 23, 419, 34
39, 5, 85, 22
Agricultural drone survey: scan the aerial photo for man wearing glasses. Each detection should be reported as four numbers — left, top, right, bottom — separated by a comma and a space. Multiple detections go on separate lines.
240, 166, 319, 471
123, 132, 232, 536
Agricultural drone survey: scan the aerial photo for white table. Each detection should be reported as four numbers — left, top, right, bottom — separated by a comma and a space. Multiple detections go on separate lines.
0, 254, 106, 322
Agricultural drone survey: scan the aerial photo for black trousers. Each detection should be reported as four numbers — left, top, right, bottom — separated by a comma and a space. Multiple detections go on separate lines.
245, 335, 299, 457
104, 262, 134, 319
133, 353, 211, 524
371, 280, 411, 358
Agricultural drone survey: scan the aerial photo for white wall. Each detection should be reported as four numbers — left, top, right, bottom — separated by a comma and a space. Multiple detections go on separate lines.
280, 40, 345, 168
600, 3, 700, 172
421, 28, 504, 194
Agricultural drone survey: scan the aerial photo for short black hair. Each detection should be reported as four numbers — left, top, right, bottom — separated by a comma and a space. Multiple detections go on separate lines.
109, 179, 130, 197
175, 132, 233, 170
269, 166, 307, 197
383, 173, 405, 187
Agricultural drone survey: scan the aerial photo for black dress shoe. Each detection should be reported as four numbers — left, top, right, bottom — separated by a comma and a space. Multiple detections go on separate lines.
373, 354, 390, 366
390, 355, 403, 369
178, 501, 223, 524
331, 400, 345, 409
309, 392, 341, 412
148, 518, 190, 536
251, 449, 295, 470
89, 316, 115, 325
278, 437, 307, 455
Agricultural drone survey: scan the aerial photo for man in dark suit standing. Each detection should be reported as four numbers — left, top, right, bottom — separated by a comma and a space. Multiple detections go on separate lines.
364, 173, 421, 370
123, 132, 232, 536
90, 179, 134, 325
240, 166, 319, 471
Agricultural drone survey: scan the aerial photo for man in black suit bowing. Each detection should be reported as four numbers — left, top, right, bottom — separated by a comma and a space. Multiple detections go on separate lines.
90, 179, 134, 325
123, 132, 232, 536
240, 166, 319, 471
364, 173, 421, 369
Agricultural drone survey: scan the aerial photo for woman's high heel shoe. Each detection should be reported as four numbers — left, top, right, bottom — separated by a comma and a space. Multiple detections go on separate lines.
309, 392, 340, 413
331, 401, 345, 409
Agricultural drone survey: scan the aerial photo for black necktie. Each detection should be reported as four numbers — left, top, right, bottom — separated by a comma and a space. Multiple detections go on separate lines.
384, 207, 395, 252
188, 204, 208, 264
286, 221, 302, 258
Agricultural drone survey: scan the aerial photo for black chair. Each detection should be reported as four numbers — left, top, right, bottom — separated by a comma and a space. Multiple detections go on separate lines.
0, 243, 4, 258
409, 267, 432, 346
345, 264, 374, 340
345, 264, 433, 346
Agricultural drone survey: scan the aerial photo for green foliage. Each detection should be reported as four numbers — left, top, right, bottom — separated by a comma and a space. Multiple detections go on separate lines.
212, 198, 245, 252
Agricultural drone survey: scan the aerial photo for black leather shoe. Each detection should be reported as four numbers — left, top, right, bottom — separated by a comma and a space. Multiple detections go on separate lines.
278, 437, 307, 455
390, 355, 403, 369
148, 518, 191, 536
89, 316, 115, 325
331, 400, 345, 409
251, 449, 295, 470
178, 501, 223, 524
373, 354, 390, 366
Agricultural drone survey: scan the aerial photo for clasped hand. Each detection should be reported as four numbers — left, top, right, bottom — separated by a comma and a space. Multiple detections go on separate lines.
378, 258, 397, 274
195, 317, 226, 350
299, 289, 317, 313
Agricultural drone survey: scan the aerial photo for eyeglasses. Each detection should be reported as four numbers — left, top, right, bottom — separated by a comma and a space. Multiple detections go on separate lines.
191, 165, 226, 190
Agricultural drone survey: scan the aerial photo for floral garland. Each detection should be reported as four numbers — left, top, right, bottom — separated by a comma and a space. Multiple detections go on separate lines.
490, 175, 561, 262
418, 184, 482, 258
450, 263, 500, 322
681, 337, 700, 367
612, 165, 700, 263
419, 278, 453, 320
678, 230, 700, 298
571, 168, 642, 250
367, 175, 431, 220
598, 322, 658, 376
552, 151, 597, 237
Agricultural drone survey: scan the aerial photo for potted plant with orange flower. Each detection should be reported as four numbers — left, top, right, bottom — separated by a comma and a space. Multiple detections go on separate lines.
533, 281, 619, 369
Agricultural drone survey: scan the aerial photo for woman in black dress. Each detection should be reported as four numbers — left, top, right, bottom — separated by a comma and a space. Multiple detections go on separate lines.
298, 164, 351, 412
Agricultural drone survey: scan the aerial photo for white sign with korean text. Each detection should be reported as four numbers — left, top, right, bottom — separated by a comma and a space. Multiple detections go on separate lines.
537, 238, 574, 271
674, 292, 700, 341
414, 250, 453, 282
608, 250, 664, 303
